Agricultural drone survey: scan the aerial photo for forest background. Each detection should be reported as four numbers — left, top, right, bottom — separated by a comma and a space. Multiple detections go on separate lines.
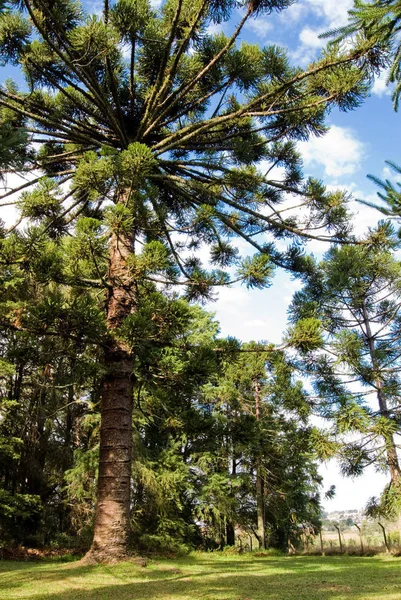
0, 0, 400, 559
1, 0, 395, 512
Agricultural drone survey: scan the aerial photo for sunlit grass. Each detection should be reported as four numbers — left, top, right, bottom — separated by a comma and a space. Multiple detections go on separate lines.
1, 552, 401, 600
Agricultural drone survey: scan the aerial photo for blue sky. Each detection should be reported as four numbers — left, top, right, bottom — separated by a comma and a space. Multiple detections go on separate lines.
101, 0, 400, 512
2, 0, 399, 512
201, 0, 399, 512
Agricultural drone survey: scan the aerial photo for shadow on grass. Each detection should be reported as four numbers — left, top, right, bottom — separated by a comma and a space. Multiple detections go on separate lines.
1, 555, 401, 600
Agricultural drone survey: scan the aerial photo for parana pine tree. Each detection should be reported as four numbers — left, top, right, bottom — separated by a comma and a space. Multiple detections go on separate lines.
206, 342, 321, 550
290, 237, 401, 485
0, 0, 382, 560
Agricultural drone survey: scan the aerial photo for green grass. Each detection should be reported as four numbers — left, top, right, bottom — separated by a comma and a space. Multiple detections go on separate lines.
1, 552, 401, 600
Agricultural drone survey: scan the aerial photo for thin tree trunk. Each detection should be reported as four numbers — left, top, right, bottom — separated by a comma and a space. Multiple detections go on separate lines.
334, 524, 343, 554
254, 378, 266, 550
378, 521, 390, 552
362, 302, 401, 482
354, 523, 364, 555
226, 455, 236, 546
226, 520, 235, 547
86, 190, 137, 562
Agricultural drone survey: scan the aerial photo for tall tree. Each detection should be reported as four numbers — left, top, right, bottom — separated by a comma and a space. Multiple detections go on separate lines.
0, 0, 380, 560
207, 342, 320, 550
290, 238, 401, 484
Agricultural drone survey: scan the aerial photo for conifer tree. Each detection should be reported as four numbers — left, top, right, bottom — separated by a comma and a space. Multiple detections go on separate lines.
290, 238, 401, 484
206, 342, 321, 550
323, 0, 401, 108
0, 0, 381, 560
358, 160, 401, 222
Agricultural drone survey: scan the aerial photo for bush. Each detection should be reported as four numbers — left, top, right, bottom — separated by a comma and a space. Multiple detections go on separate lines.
137, 534, 191, 556
253, 548, 285, 557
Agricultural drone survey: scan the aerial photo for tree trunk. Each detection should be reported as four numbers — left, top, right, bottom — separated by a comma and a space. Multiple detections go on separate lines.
254, 379, 266, 550
362, 302, 401, 482
334, 524, 343, 554
354, 523, 364, 555
378, 522, 390, 552
86, 193, 137, 563
226, 455, 236, 546
226, 520, 235, 547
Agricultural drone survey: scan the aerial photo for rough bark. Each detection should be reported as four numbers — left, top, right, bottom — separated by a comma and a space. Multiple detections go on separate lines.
85, 190, 137, 563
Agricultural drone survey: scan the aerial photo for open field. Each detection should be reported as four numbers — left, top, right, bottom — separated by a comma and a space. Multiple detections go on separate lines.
1, 552, 401, 600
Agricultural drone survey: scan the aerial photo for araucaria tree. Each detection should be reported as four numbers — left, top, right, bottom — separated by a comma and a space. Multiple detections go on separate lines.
290, 239, 401, 485
0, 0, 381, 560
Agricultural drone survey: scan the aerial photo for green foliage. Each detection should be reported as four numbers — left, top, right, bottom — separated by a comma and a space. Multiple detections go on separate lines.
290, 240, 401, 486
17, 178, 61, 220
104, 204, 134, 235
0, 489, 42, 542
335, 403, 370, 434
0, 11, 31, 65
324, 0, 401, 109
138, 533, 190, 555
360, 161, 401, 229
309, 428, 339, 461
73, 151, 115, 201
286, 318, 323, 353
0, 0, 378, 304
119, 143, 157, 185
0, 0, 380, 555
111, 0, 154, 41
237, 254, 274, 289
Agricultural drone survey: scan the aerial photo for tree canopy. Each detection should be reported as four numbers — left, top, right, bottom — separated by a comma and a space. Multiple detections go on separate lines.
0, 0, 390, 561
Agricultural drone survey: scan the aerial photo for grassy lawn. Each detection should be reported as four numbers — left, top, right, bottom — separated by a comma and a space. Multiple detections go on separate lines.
1, 552, 401, 600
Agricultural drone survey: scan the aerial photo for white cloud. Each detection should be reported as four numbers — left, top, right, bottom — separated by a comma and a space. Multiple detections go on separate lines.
299, 26, 325, 49
206, 21, 225, 36
150, 0, 163, 7
258, 163, 286, 181
292, 25, 325, 64
305, 0, 353, 29
244, 319, 268, 327
372, 70, 392, 98
278, 3, 304, 24
290, 42, 321, 67
348, 194, 380, 237
290, 0, 353, 65
298, 125, 365, 179
279, 0, 352, 27
382, 165, 393, 179
0, 203, 18, 227
119, 42, 131, 60
320, 460, 388, 512
245, 16, 272, 39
